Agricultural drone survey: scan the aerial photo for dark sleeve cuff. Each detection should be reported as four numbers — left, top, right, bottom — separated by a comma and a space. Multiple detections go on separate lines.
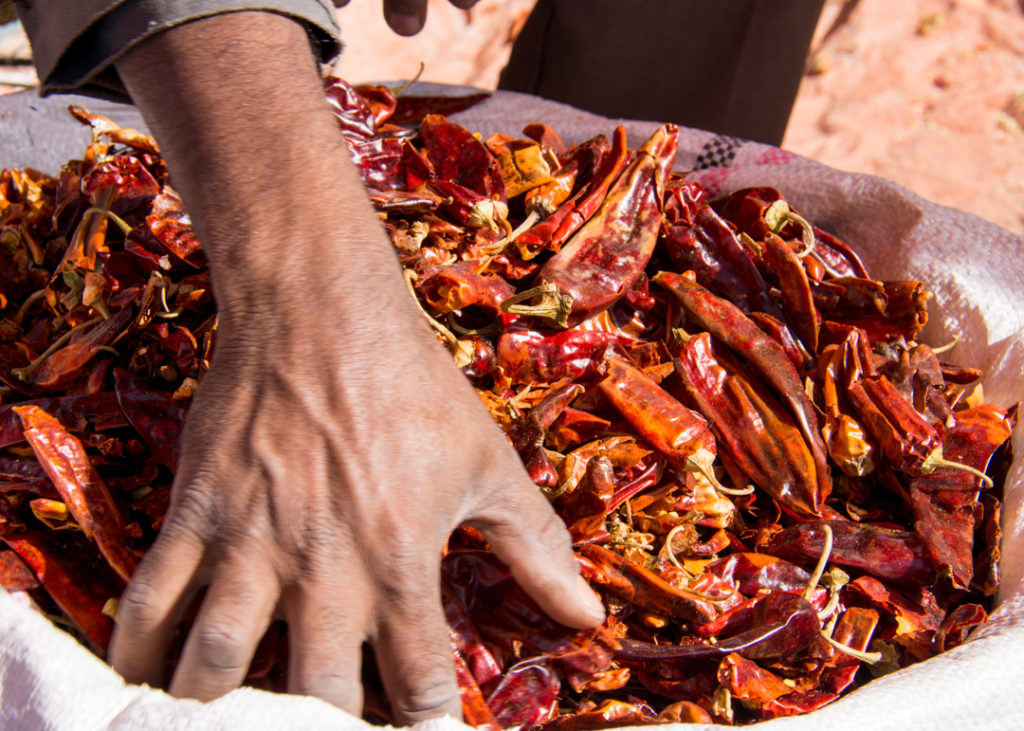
14, 0, 340, 101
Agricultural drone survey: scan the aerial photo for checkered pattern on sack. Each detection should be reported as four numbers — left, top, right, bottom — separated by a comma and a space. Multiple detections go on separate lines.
694, 134, 744, 169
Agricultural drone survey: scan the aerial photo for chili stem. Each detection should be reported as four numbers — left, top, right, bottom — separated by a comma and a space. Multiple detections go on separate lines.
446, 313, 498, 338
817, 589, 841, 620
819, 631, 882, 664
688, 449, 754, 496
930, 333, 960, 355
392, 61, 425, 96
11, 315, 103, 381
500, 283, 574, 328
12, 287, 47, 326
663, 523, 691, 571
403, 270, 474, 367
484, 210, 540, 256
922, 448, 994, 488
404, 270, 457, 346
81, 206, 133, 236
803, 523, 834, 600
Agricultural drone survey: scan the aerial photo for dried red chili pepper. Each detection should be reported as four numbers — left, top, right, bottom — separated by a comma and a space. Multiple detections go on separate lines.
350, 83, 399, 127
2, 529, 123, 653
655, 270, 834, 500
705, 553, 812, 595
663, 195, 782, 318
496, 326, 652, 385
510, 128, 628, 261
323, 76, 380, 138
674, 332, 824, 518
908, 403, 1012, 589
813, 277, 929, 343
616, 592, 820, 662
716, 186, 869, 280
420, 114, 506, 201
577, 543, 718, 626
451, 647, 501, 731
0, 548, 39, 591
818, 334, 879, 478
442, 549, 617, 674
520, 125, 678, 328
763, 233, 819, 354
485, 660, 561, 728
717, 653, 792, 706
113, 368, 185, 471
415, 261, 515, 315
842, 575, 943, 659
0, 391, 127, 448
509, 382, 583, 488
14, 404, 138, 582
597, 357, 735, 496
387, 92, 491, 126
846, 371, 994, 488
767, 520, 934, 589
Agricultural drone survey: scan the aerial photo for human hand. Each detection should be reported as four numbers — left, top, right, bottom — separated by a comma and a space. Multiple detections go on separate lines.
108, 11, 602, 723
333, 0, 481, 36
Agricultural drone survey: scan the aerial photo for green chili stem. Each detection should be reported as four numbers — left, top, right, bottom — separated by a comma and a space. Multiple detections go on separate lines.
81, 206, 134, 236
12, 316, 103, 381
931, 334, 960, 355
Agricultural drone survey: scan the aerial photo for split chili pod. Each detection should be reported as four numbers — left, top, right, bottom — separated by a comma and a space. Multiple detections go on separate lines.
516, 124, 679, 328
674, 332, 824, 519
653, 270, 834, 505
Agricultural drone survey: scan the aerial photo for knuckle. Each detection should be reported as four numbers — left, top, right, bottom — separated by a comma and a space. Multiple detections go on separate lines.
115, 580, 166, 631
190, 622, 252, 673
392, 674, 459, 722
290, 670, 360, 709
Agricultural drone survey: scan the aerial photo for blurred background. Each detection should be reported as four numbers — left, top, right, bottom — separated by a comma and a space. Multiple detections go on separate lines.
2, 0, 1023, 233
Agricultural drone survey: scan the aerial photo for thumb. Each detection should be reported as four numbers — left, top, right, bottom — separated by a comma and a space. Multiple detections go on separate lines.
468, 470, 605, 629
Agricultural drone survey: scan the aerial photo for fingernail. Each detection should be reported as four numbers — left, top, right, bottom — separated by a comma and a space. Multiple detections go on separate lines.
575, 577, 606, 624
386, 12, 423, 36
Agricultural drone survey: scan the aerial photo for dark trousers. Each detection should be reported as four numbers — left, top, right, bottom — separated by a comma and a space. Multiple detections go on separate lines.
498, 0, 826, 146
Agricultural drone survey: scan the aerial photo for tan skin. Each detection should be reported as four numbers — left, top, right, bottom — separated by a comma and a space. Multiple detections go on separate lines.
107, 6, 603, 724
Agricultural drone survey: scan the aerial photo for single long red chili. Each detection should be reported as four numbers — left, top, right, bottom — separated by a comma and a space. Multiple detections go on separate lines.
763, 233, 819, 354
513, 129, 629, 258
495, 326, 649, 385
766, 520, 935, 588
15, 404, 138, 582
529, 124, 678, 328
597, 356, 733, 495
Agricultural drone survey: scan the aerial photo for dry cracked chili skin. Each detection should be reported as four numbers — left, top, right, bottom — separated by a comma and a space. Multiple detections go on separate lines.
0, 85, 1015, 727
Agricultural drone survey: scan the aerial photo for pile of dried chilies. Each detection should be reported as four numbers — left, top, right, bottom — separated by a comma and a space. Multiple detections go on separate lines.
0, 79, 1016, 727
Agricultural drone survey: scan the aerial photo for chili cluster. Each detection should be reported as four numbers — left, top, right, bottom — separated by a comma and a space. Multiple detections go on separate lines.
0, 80, 1015, 728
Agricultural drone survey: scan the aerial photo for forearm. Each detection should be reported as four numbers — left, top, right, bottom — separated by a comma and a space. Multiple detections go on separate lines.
113, 11, 402, 339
